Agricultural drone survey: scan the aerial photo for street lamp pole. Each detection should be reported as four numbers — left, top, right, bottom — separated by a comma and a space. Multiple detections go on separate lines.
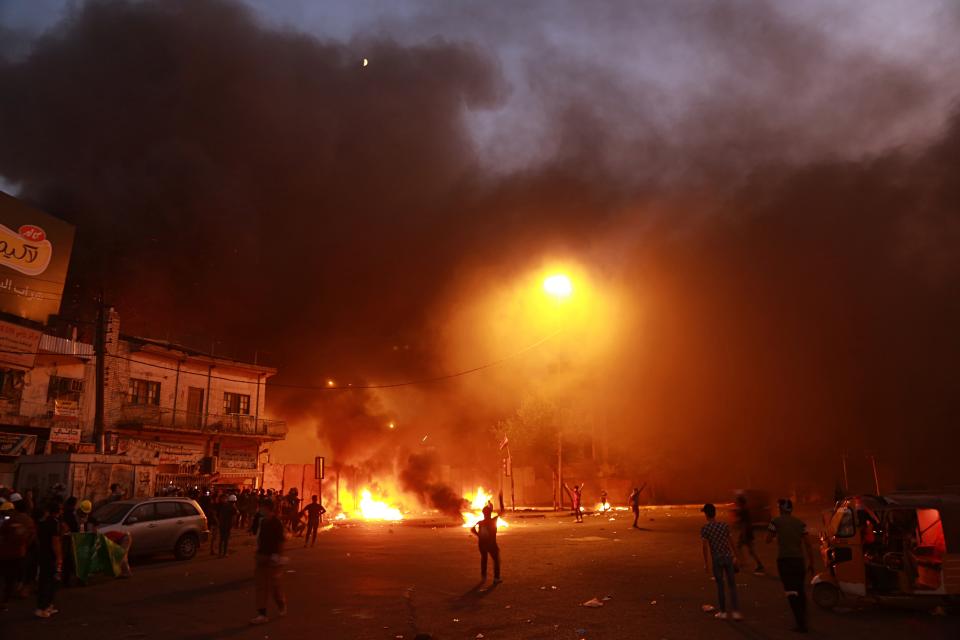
556, 428, 563, 512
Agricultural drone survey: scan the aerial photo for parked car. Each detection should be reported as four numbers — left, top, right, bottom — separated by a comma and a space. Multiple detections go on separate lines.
91, 497, 209, 560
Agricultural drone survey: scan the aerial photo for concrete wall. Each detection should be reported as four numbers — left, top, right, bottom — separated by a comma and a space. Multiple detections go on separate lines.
15, 453, 158, 503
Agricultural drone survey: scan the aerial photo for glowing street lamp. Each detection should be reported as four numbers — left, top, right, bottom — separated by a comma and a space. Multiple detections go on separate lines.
543, 274, 573, 299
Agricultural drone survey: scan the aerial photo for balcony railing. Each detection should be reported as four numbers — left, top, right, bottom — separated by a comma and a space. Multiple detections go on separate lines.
117, 404, 287, 438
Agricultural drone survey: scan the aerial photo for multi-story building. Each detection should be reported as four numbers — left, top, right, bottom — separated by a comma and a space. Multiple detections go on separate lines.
5, 310, 286, 495
105, 309, 286, 489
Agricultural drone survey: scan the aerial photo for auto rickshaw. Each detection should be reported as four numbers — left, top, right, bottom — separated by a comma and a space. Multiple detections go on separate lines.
812, 493, 960, 609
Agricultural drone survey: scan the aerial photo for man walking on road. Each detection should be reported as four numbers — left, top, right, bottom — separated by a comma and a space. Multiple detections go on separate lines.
300, 495, 326, 547
735, 494, 764, 575
700, 503, 743, 621
251, 500, 287, 625
767, 498, 816, 634
470, 504, 501, 583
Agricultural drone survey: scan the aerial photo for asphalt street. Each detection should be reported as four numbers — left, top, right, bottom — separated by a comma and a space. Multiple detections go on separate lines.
4, 506, 959, 639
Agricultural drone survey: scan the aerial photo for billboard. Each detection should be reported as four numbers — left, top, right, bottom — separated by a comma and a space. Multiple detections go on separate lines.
0, 191, 75, 323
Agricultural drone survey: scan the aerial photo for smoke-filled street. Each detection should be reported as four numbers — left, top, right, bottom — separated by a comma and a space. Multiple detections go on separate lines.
2, 0, 960, 637
4, 507, 959, 639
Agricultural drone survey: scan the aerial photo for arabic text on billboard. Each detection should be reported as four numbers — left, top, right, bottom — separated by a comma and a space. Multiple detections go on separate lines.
0, 318, 42, 369
0, 192, 75, 323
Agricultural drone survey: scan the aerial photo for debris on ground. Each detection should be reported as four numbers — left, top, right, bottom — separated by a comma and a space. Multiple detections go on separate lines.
701, 604, 716, 613
602, 595, 613, 601
582, 597, 605, 608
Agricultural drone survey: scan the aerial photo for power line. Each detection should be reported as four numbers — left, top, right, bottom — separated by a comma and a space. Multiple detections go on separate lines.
0, 330, 561, 391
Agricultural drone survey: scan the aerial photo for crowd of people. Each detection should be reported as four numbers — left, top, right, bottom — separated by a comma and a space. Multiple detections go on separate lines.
0, 484, 102, 618
0, 481, 331, 624
3, 478, 821, 632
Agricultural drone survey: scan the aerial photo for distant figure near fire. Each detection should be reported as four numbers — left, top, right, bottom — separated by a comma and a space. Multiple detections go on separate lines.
629, 483, 647, 529
300, 495, 326, 547
564, 483, 584, 523
470, 503, 501, 583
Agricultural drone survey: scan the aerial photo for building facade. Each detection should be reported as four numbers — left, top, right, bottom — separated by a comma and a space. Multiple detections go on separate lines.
2, 310, 286, 494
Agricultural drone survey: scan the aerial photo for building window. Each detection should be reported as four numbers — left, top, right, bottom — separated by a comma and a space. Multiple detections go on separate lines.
48, 375, 84, 401
128, 378, 160, 405
223, 392, 250, 415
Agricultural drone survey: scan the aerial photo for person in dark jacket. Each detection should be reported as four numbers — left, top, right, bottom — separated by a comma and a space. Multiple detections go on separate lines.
217, 494, 239, 558
34, 501, 63, 618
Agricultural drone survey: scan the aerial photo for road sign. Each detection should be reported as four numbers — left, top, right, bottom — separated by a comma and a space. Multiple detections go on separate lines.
315, 456, 325, 480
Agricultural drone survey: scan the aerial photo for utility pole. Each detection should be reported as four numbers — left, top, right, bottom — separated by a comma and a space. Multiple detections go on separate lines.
556, 428, 563, 512
841, 452, 849, 491
868, 452, 881, 495
93, 291, 107, 454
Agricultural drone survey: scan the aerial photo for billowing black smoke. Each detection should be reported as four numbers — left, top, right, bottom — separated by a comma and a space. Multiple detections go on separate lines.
400, 453, 467, 518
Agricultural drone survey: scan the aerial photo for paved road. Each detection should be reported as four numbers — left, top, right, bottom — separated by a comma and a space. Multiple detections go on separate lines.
4, 506, 959, 639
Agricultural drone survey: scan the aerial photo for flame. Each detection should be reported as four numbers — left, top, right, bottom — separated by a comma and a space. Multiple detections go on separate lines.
596, 502, 611, 512
356, 489, 403, 521
461, 487, 508, 529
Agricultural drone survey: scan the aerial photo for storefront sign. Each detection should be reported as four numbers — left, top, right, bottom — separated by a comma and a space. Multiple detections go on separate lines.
0, 432, 37, 456
117, 437, 205, 465
54, 398, 81, 419
0, 319, 42, 369
220, 444, 258, 469
49, 424, 82, 444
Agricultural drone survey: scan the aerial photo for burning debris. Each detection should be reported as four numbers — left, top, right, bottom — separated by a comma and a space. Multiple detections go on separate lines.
461, 487, 508, 529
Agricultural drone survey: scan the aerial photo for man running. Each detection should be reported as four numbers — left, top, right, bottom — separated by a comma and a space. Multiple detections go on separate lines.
767, 498, 816, 633
299, 495, 326, 547
700, 503, 743, 621
470, 504, 501, 583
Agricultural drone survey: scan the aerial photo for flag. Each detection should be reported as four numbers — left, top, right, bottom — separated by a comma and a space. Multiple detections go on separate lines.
71, 532, 126, 581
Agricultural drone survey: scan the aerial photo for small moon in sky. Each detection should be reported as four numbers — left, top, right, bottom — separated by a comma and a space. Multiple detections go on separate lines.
362, 58, 369, 67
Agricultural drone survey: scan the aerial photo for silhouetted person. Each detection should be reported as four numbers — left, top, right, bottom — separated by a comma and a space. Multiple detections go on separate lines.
734, 494, 764, 575
470, 504, 501, 583
767, 498, 816, 633
700, 503, 742, 621
564, 483, 584, 523
35, 501, 63, 618
629, 483, 646, 528
218, 494, 239, 557
300, 495, 326, 547
250, 500, 286, 625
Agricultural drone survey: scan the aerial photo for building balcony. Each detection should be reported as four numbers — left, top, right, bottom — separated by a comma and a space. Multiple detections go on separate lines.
116, 404, 287, 439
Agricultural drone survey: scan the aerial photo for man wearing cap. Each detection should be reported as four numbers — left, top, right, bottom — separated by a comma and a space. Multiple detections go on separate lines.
700, 502, 742, 620
767, 498, 816, 633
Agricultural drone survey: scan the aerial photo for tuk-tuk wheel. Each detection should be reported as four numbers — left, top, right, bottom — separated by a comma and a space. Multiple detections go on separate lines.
812, 582, 841, 610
